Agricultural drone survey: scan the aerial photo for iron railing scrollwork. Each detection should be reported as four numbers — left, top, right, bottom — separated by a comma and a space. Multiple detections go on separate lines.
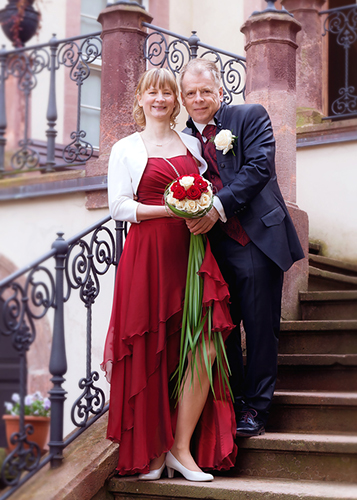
64, 225, 115, 428
142, 23, 246, 104
0, 262, 55, 489
0, 31, 102, 178
0, 217, 125, 498
320, 4, 357, 120
58, 35, 102, 165
6, 47, 50, 172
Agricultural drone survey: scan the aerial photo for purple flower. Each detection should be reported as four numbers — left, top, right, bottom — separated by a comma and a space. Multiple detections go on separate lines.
25, 395, 34, 406
4, 402, 13, 412
44, 398, 51, 411
33, 391, 43, 401
11, 393, 20, 404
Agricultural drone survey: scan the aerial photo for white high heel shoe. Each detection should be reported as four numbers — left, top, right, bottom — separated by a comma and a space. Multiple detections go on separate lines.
138, 461, 166, 480
166, 451, 213, 482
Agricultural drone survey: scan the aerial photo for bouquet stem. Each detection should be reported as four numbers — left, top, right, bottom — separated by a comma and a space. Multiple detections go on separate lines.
173, 233, 232, 402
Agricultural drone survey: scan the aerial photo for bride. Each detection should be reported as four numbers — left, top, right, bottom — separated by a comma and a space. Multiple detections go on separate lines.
102, 67, 237, 481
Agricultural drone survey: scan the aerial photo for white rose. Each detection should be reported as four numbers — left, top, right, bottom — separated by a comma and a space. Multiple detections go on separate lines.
214, 129, 234, 155
198, 193, 211, 208
179, 176, 195, 189
166, 192, 175, 205
184, 199, 199, 213
175, 200, 187, 210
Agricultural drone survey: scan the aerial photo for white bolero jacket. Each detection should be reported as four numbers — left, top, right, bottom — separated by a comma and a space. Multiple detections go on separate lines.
107, 131, 207, 223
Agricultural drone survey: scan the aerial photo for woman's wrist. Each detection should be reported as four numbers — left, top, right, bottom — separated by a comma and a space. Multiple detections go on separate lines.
165, 205, 174, 218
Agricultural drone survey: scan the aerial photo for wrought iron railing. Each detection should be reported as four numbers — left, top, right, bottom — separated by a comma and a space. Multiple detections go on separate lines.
142, 23, 246, 104
0, 31, 102, 178
320, 4, 357, 120
0, 216, 125, 499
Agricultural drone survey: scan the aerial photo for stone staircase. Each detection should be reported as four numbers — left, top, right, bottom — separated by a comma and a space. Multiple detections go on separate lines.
106, 250, 357, 500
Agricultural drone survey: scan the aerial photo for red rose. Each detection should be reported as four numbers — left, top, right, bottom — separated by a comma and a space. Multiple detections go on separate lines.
172, 185, 187, 200
170, 181, 180, 192
186, 185, 201, 200
194, 177, 208, 192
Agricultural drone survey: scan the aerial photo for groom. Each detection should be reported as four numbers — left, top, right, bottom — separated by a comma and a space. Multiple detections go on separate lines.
180, 59, 304, 436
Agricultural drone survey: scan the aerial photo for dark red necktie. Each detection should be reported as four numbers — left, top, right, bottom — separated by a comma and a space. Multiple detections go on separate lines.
199, 125, 250, 246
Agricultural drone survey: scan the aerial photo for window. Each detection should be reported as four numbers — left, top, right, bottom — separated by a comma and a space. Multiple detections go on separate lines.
325, 0, 357, 119
79, 1, 150, 148
79, 0, 107, 149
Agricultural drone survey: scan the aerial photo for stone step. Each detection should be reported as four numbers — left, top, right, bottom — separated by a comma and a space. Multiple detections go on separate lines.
300, 291, 357, 320
309, 266, 357, 291
276, 354, 357, 391
279, 320, 357, 354
235, 432, 357, 484
108, 476, 357, 500
309, 242, 322, 255
268, 390, 357, 434
309, 254, 357, 278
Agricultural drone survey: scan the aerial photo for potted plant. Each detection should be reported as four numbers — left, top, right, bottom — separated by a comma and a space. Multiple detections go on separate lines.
3, 391, 50, 452
0, 0, 41, 48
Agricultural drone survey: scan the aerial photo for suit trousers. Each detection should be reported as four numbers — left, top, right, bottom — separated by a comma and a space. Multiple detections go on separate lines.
208, 224, 284, 424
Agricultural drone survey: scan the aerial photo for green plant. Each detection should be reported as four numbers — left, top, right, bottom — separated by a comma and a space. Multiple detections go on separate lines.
4, 391, 50, 417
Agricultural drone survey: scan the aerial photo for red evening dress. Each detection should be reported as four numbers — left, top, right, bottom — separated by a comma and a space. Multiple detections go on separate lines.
102, 152, 237, 475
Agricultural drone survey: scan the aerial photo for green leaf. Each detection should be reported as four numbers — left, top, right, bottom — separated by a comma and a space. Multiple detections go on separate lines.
172, 233, 232, 403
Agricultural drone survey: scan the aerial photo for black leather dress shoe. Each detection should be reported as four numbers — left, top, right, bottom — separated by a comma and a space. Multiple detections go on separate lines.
236, 409, 265, 437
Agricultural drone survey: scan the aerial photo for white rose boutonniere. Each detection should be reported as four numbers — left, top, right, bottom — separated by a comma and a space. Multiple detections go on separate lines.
212, 129, 237, 155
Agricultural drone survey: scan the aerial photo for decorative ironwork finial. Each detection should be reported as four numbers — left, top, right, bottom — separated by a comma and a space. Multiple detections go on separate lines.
252, 0, 293, 17
107, 0, 145, 8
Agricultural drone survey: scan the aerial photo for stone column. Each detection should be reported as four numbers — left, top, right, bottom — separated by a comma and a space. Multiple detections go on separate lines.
241, 7, 309, 319
85, 3, 153, 209
282, 0, 325, 125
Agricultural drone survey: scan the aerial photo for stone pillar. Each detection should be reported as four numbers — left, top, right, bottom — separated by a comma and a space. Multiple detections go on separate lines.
282, 0, 325, 125
5, 76, 26, 152
241, 8, 309, 319
85, 3, 153, 209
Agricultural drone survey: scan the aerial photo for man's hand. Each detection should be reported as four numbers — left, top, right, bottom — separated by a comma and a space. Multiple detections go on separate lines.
186, 207, 219, 235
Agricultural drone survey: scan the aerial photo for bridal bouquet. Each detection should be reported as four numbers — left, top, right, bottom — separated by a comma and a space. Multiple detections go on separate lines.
165, 174, 213, 217
165, 174, 231, 400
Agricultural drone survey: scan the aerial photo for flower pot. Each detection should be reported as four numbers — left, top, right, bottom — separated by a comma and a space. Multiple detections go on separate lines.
0, 0, 40, 48
2, 415, 50, 452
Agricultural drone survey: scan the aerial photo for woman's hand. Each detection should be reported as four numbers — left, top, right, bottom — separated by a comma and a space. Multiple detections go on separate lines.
103, 361, 113, 384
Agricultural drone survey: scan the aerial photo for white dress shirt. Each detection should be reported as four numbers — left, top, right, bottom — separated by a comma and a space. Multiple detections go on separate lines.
192, 120, 227, 222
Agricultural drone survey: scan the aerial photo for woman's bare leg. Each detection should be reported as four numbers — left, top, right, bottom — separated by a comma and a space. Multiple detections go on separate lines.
170, 341, 216, 471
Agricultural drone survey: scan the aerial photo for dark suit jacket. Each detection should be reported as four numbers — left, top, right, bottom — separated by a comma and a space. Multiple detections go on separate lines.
184, 102, 304, 272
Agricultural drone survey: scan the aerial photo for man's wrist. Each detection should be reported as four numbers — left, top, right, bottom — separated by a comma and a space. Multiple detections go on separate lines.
213, 196, 227, 222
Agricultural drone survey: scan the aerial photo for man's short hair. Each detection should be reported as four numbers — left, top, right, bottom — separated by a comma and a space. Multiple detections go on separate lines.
179, 59, 221, 90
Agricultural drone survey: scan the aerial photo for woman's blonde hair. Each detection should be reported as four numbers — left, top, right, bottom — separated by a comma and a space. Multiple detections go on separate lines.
133, 68, 180, 128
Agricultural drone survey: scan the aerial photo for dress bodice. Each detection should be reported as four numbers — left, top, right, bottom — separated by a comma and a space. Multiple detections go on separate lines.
137, 153, 199, 206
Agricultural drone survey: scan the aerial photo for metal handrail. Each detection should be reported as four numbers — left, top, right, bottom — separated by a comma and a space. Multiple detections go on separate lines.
142, 22, 246, 104
0, 216, 125, 498
0, 31, 102, 177
142, 22, 246, 62
0, 31, 102, 57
